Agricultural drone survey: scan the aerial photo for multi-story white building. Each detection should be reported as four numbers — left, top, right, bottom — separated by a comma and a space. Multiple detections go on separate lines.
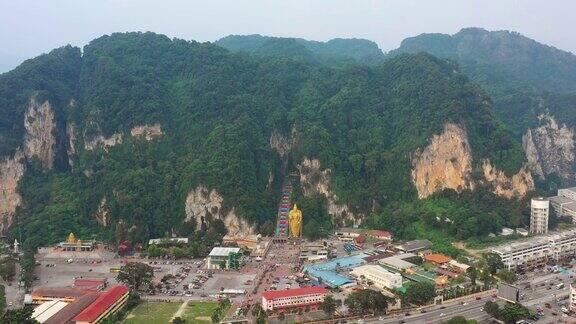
261, 287, 328, 312
350, 265, 403, 290
490, 228, 576, 270
530, 197, 549, 235
549, 188, 576, 221
570, 284, 576, 312
206, 247, 241, 269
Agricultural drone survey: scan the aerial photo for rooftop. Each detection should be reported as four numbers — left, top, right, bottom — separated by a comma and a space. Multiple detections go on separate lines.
73, 286, 129, 323
32, 287, 92, 299
44, 293, 99, 324
208, 247, 241, 257
371, 230, 392, 238
424, 253, 452, 264
351, 265, 401, 278
32, 300, 69, 323
398, 239, 432, 252
262, 286, 328, 300
379, 256, 416, 270
73, 278, 106, 290
491, 228, 576, 254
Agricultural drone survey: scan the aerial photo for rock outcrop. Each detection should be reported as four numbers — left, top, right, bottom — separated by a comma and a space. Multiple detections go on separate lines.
481, 160, 534, 198
522, 114, 575, 180
66, 123, 77, 167
131, 124, 163, 141
269, 128, 298, 158
24, 98, 56, 169
297, 158, 358, 223
84, 133, 123, 152
184, 186, 254, 236
0, 151, 25, 234
92, 197, 110, 227
411, 123, 475, 199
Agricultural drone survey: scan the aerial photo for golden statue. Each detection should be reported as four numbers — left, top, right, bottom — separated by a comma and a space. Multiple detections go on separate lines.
288, 204, 303, 238
67, 232, 77, 244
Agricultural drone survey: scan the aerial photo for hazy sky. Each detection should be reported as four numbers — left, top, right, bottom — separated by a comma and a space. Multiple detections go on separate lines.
1, 0, 574, 73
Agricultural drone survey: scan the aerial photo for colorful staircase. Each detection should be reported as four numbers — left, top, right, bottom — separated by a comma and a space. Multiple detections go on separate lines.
275, 180, 292, 238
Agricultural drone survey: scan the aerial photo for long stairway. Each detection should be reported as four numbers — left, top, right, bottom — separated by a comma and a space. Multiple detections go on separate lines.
275, 179, 292, 239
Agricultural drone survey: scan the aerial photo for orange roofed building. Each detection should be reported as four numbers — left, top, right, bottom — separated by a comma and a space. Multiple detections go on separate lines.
424, 253, 452, 265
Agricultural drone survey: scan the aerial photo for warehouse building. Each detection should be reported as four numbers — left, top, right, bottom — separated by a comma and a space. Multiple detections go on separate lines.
350, 265, 403, 290
490, 228, 576, 270
396, 239, 432, 253
262, 286, 328, 312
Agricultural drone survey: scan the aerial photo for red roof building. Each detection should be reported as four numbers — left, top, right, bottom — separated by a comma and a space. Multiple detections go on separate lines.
424, 253, 452, 265
371, 230, 393, 240
262, 286, 328, 312
32, 287, 92, 303
73, 279, 107, 291
355, 234, 366, 244
73, 286, 129, 324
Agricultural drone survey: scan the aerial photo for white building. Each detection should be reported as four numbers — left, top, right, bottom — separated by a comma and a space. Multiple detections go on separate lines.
350, 265, 403, 290
550, 188, 576, 221
490, 228, 576, 270
501, 227, 514, 236
206, 247, 241, 269
530, 198, 549, 235
261, 286, 328, 311
570, 284, 576, 312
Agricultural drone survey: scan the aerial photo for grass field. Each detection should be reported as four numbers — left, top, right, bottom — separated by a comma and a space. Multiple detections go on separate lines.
123, 301, 221, 324
181, 301, 220, 323
123, 301, 181, 324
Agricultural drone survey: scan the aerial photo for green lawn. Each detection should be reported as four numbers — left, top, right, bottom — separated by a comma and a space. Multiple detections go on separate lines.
181, 301, 220, 323
124, 301, 181, 324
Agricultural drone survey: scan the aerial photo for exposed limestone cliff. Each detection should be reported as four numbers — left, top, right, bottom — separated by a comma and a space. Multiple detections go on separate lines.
92, 197, 110, 227
522, 114, 575, 180
24, 98, 56, 169
297, 158, 358, 223
411, 123, 475, 199
184, 186, 254, 236
269, 128, 298, 158
66, 123, 77, 167
84, 133, 123, 152
131, 124, 163, 141
0, 151, 25, 234
481, 160, 534, 198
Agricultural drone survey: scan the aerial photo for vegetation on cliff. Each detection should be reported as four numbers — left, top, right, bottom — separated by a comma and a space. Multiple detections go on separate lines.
1, 32, 528, 248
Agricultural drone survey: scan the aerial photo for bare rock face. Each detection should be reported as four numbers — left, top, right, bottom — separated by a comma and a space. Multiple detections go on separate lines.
297, 158, 358, 223
24, 98, 56, 169
0, 151, 25, 234
269, 128, 298, 158
481, 160, 534, 199
84, 133, 123, 152
131, 124, 163, 141
411, 123, 475, 199
66, 123, 77, 167
93, 197, 110, 227
522, 114, 575, 180
184, 186, 254, 236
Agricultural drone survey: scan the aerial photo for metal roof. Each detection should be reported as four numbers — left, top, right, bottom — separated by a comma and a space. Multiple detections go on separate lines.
208, 247, 241, 257
32, 300, 69, 323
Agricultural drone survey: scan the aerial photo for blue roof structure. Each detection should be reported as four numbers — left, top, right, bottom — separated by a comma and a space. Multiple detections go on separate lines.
304, 255, 366, 288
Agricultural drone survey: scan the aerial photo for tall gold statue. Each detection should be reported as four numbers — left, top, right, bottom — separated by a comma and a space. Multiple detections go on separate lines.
288, 204, 303, 238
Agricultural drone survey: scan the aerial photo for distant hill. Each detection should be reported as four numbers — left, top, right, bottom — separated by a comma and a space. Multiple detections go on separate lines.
391, 27, 576, 93
216, 34, 385, 65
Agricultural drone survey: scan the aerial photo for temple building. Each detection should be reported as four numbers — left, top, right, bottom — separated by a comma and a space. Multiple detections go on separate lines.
59, 233, 94, 252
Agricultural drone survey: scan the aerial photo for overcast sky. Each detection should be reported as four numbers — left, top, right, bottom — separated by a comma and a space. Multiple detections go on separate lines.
0, 0, 574, 73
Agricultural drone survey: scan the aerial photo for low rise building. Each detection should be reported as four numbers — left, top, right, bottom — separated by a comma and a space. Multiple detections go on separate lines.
350, 265, 403, 290
206, 247, 242, 269
262, 286, 328, 312
490, 228, 576, 270
396, 240, 432, 253
448, 260, 470, 273
501, 227, 514, 236
424, 253, 452, 266
334, 228, 362, 241
148, 237, 189, 245
371, 230, 393, 241
379, 253, 417, 272
73, 286, 129, 324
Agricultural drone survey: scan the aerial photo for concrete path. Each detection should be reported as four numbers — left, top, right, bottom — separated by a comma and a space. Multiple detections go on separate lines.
171, 300, 188, 321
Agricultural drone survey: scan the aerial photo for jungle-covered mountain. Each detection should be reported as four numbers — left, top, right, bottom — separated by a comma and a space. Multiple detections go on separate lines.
215, 34, 385, 66
0, 32, 533, 253
391, 27, 576, 185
